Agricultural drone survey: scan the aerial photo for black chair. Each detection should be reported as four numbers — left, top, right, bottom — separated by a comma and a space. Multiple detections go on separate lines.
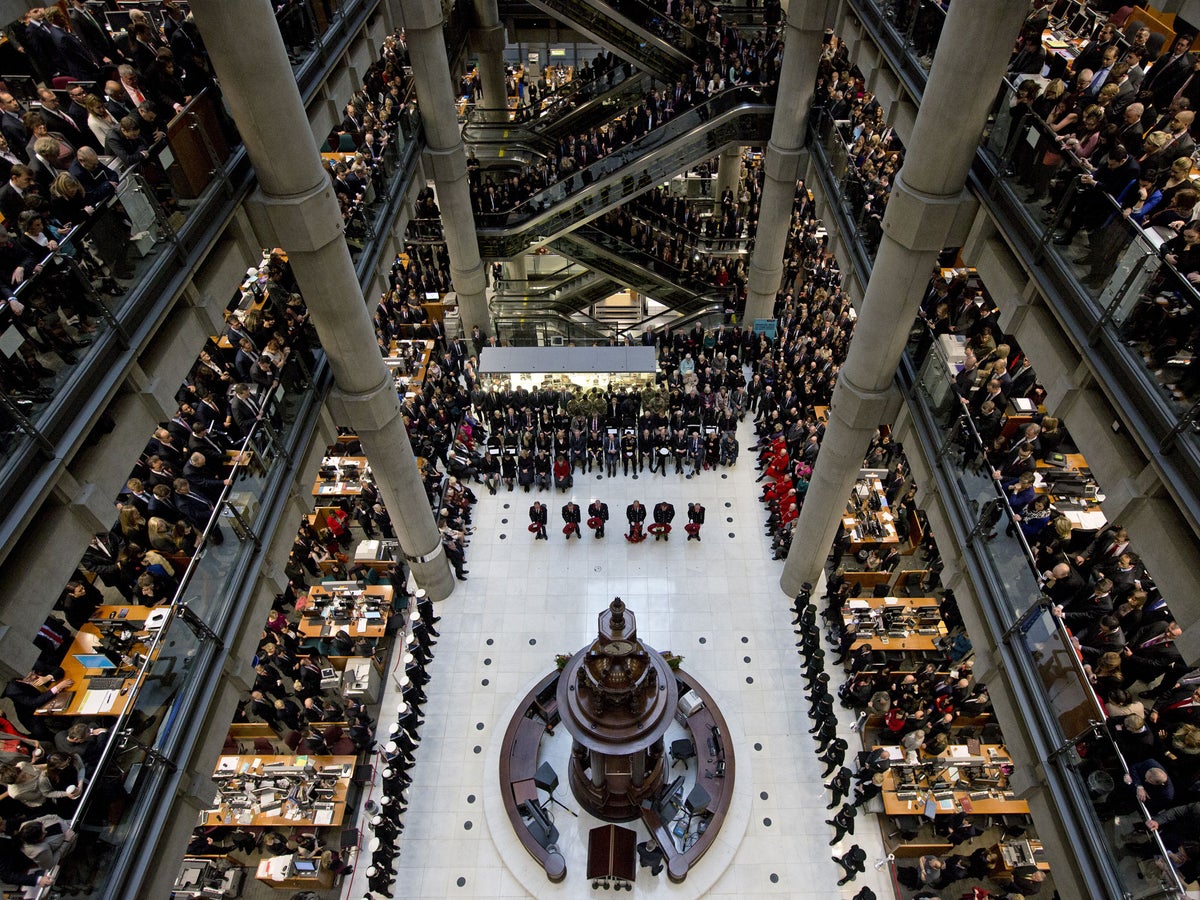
670, 738, 696, 770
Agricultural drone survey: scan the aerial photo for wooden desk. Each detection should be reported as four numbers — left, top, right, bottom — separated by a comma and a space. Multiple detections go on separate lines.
312, 456, 370, 497
255, 854, 335, 890
37, 604, 169, 718
297, 584, 393, 638
203, 755, 355, 828
844, 478, 900, 551
639, 671, 736, 884
587, 824, 637, 885
846, 596, 947, 653
1035, 453, 1087, 472
878, 743, 1030, 817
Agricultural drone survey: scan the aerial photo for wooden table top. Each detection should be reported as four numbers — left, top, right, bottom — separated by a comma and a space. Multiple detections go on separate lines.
202, 754, 355, 828
297, 584, 393, 638
37, 604, 170, 718
877, 743, 1030, 817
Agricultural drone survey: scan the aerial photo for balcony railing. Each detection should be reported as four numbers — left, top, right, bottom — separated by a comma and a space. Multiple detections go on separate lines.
825, 2, 1200, 530
899, 323, 1187, 900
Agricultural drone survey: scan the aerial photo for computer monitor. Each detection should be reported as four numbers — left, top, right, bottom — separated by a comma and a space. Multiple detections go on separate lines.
74, 653, 118, 671
291, 858, 318, 874
105, 10, 134, 30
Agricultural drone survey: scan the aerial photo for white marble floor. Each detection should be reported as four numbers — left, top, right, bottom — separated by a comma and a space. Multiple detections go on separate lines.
344, 415, 891, 899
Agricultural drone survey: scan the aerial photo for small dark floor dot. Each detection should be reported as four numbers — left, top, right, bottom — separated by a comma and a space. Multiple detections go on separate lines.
726, 516, 733, 522
741, 636, 749, 643
769, 873, 779, 884
481, 678, 489, 686
457, 877, 467, 887
744, 656, 751, 663
698, 636, 707, 644
728, 532, 735, 538
499, 534, 506, 540
476, 722, 485, 730
473, 745, 481, 754
597, 475, 603, 480
467, 794, 476, 803
724, 502, 732, 507
632, 474, 638, 479
529, 638, 537, 645
484, 658, 492, 665
760, 791, 769, 800
464, 821, 473, 830
501, 518, 508, 524
763, 817, 772, 827
503, 503, 510, 509
486, 638, 494, 646
746, 676, 754, 684
754, 742, 763, 751
721, 473, 728, 479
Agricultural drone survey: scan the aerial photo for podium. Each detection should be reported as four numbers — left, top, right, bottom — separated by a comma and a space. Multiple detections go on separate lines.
587, 824, 637, 890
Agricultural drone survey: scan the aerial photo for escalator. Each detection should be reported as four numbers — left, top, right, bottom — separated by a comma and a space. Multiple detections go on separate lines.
474, 85, 774, 258
524, 0, 710, 81
462, 69, 656, 153
492, 267, 621, 315
550, 224, 733, 313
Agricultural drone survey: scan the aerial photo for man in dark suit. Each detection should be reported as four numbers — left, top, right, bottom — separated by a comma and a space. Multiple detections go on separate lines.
686, 502, 705, 541
652, 501, 675, 541
69, 0, 118, 64
587, 499, 608, 537
0, 165, 36, 225
626, 499, 647, 541
562, 500, 581, 540
0, 93, 28, 162
529, 500, 548, 540
1141, 34, 1197, 110
69, 146, 119, 206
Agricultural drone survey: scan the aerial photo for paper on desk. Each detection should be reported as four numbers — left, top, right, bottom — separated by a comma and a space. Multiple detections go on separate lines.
314, 807, 334, 826
78, 689, 117, 715
1065, 510, 1107, 529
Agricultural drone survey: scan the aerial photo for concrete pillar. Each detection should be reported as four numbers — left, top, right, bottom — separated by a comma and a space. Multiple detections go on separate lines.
779, 0, 1028, 596
472, 0, 508, 113
505, 254, 528, 282
404, 0, 491, 334
743, 0, 835, 323
714, 146, 742, 211
190, 0, 454, 601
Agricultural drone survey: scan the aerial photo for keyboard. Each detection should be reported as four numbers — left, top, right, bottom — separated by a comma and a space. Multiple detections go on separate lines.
88, 677, 126, 691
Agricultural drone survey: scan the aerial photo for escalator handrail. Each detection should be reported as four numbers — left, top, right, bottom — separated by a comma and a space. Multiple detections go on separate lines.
475, 85, 771, 234
563, 225, 738, 298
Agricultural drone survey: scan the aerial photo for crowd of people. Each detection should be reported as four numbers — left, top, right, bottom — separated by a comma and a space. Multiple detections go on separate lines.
0, 3, 228, 412
466, 32, 785, 221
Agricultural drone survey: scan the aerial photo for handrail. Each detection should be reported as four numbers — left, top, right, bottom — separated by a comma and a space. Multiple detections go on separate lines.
474, 86, 774, 256
32, 413, 272, 899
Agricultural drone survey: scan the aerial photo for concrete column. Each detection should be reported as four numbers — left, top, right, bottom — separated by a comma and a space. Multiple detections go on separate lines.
505, 254, 528, 282
779, 0, 1028, 596
472, 0, 508, 113
743, 0, 835, 323
190, 0, 454, 601
714, 146, 742, 211
404, 0, 491, 334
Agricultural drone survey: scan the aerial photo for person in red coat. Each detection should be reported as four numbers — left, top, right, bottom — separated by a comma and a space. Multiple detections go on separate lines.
686, 502, 705, 541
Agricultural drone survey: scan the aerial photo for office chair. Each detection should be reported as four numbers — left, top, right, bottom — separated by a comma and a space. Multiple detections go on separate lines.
254, 737, 275, 755
283, 730, 302, 752
670, 738, 696, 770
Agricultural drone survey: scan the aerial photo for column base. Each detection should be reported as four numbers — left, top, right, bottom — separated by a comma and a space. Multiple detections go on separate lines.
409, 544, 456, 601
